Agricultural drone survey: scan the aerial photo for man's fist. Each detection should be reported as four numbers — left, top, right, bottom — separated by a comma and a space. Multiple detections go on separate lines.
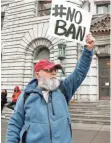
85, 33, 95, 50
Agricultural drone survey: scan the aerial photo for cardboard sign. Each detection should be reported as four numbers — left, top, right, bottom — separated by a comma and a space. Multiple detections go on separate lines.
48, 0, 92, 44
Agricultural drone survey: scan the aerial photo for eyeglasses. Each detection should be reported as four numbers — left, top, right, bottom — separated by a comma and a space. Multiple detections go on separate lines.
43, 68, 58, 73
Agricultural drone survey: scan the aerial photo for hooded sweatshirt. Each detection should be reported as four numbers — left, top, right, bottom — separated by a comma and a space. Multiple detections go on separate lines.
12, 86, 21, 102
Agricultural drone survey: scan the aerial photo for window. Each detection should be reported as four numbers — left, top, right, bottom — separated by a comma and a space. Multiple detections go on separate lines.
34, 47, 50, 62
1, 12, 5, 30
38, 0, 52, 16
33, 47, 50, 77
88, 2, 90, 12
1, 52, 2, 61
97, 4, 110, 14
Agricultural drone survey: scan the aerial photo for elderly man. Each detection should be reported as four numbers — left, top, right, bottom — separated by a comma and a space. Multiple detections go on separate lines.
6, 33, 95, 143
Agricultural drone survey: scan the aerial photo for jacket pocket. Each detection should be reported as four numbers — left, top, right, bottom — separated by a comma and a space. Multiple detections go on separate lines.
20, 124, 30, 143
67, 118, 72, 137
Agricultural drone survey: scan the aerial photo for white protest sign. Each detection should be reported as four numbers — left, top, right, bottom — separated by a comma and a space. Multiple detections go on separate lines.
52, 0, 66, 4
48, 0, 92, 44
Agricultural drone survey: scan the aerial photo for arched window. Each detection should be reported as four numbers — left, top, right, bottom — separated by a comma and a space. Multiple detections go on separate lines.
34, 47, 50, 62
33, 47, 50, 77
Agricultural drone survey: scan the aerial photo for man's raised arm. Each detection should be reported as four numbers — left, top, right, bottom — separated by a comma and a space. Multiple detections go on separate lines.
62, 33, 95, 103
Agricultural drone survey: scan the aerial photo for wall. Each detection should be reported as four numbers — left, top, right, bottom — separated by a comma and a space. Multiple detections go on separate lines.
1, 0, 99, 101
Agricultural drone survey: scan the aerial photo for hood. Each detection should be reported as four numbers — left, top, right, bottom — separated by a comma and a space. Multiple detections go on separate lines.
24, 78, 42, 95
14, 86, 21, 91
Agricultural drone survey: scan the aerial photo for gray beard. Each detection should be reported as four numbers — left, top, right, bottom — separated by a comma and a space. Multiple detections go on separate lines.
38, 77, 60, 91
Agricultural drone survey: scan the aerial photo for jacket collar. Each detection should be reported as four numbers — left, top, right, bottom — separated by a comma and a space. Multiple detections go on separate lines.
24, 78, 42, 96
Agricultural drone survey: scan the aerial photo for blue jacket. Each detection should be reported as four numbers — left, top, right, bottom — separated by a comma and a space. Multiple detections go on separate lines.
6, 47, 93, 143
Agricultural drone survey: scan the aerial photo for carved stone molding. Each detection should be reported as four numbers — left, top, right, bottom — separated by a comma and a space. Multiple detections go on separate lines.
95, 44, 110, 56
91, 14, 110, 33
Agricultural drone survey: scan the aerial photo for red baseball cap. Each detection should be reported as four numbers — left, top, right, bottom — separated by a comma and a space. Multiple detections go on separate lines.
34, 59, 62, 72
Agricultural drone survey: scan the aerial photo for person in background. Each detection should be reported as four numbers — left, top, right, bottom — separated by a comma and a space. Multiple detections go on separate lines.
7, 86, 21, 110
1, 89, 7, 113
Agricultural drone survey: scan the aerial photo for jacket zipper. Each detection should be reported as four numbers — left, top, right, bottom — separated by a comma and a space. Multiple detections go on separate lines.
69, 122, 72, 137
68, 119, 72, 137
22, 126, 30, 143
47, 104, 53, 143
42, 91, 53, 143
50, 95, 55, 115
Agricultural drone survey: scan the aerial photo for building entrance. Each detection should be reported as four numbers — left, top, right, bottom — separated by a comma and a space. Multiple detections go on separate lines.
99, 57, 110, 100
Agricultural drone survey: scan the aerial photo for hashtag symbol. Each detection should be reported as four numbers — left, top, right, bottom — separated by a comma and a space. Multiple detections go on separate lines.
52, 5, 66, 18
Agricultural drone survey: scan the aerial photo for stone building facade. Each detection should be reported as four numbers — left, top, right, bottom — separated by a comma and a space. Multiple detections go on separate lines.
1, 0, 110, 101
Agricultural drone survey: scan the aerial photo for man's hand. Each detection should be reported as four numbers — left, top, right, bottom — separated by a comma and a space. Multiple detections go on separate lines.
85, 33, 95, 51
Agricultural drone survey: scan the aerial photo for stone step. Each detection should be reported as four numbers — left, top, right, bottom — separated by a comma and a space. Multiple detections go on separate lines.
3, 111, 110, 118
71, 118, 110, 125
69, 106, 110, 109
3, 107, 110, 114
70, 100, 110, 103
2, 110, 13, 113
70, 111, 110, 115
70, 104, 110, 107
4, 113, 13, 117
2, 111, 13, 115
2, 101, 110, 126
2, 107, 13, 112
1, 115, 10, 120
69, 109, 110, 115
3, 113, 110, 121
69, 108, 110, 112
2, 107, 14, 120
69, 106, 110, 110
70, 101, 110, 104
69, 104, 110, 107
2, 115, 110, 125
69, 101, 110, 125
2, 110, 13, 114
70, 113, 110, 120
69, 103, 110, 107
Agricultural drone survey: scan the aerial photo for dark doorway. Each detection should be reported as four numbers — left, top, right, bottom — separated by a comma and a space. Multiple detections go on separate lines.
99, 57, 110, 100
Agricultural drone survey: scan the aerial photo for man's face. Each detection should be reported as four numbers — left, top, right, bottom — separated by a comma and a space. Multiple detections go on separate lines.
35, 68, 60, 91
35, 68, 57, 80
